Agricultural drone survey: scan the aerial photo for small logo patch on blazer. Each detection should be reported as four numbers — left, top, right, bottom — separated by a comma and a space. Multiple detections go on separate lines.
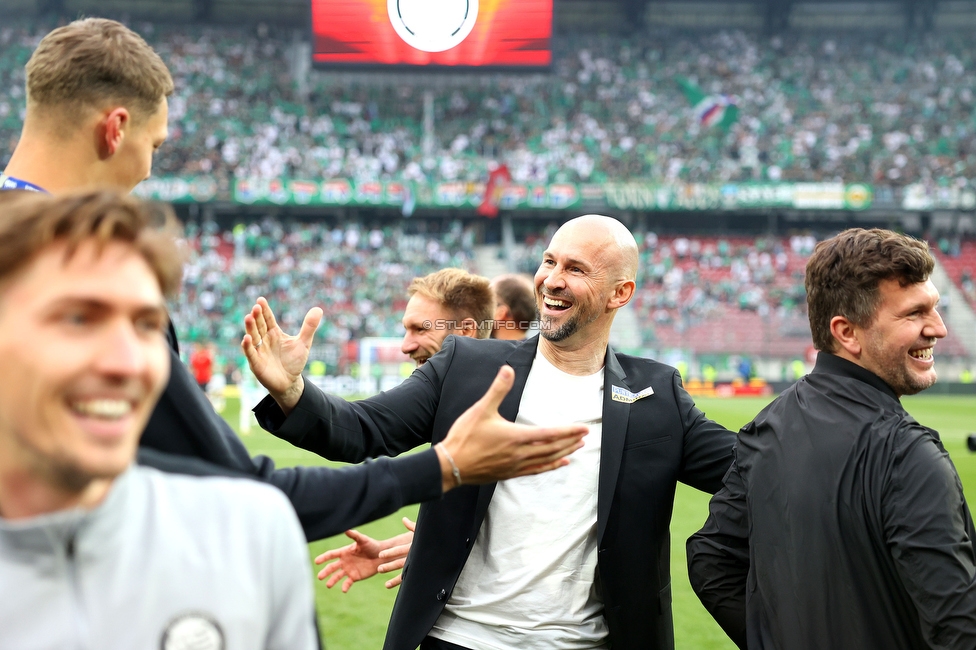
611, 385, 654, 403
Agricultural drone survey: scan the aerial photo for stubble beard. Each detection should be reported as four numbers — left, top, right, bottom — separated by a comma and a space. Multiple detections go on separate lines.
541, 311, 580, 342
865, 336, 937, 397
541, 305, 600, 343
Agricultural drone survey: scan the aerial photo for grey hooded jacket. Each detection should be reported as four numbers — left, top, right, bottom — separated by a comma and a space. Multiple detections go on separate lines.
0, 465, 316, 649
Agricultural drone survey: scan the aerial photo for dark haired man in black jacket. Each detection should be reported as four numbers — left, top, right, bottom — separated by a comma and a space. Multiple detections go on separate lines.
688, 228, 976, 649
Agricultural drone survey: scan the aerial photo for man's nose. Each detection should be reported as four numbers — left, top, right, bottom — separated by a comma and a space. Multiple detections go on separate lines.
928, 309, 949, 339
401, 332, 419, 354
543, 267, 566, 290
97, 320, 148, 377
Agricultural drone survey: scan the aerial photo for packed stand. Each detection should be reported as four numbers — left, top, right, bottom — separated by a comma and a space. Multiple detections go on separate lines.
629, 234, 811, 353
933, 236, 976, 311
4, 21, 976, 189
172, 217, 477, 347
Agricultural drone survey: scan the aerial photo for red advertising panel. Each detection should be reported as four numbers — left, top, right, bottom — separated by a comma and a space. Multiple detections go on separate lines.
311, 0, 553, 69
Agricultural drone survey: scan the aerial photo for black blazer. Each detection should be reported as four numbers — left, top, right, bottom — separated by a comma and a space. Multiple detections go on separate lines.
258, 335, 735, 649
137, 322, 442, 541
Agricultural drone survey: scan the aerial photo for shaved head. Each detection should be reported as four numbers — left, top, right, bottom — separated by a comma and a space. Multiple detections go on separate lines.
553, 215, 639, 282
535, 214, 639, 355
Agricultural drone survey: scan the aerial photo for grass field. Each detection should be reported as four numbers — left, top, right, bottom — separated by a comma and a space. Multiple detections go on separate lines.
229, 394, 976, 649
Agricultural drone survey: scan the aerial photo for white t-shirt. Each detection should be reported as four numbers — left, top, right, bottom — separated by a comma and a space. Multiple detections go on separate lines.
430, 348, 608, 649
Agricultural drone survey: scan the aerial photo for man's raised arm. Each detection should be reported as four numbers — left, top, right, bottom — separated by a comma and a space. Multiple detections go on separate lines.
242, 299, 588, 490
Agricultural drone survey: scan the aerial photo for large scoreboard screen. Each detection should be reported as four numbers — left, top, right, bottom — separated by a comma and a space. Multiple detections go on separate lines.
311, 0, 553, 70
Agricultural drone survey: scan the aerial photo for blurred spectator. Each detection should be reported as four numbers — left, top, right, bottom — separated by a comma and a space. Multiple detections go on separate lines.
190, 343, 215, 391
489, 273, 537, 340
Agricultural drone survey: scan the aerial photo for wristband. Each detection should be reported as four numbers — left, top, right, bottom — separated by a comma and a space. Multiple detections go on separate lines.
436, 442, 463, 487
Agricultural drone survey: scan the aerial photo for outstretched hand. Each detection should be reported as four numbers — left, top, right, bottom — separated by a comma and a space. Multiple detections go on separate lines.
241, 296, 322, 414
375, 518, 415, 589
436, 365, 588, 488
314, 518, 416, 591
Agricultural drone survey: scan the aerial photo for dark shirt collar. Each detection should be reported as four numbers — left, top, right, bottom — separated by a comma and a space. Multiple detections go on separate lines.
812, 352, 900, 402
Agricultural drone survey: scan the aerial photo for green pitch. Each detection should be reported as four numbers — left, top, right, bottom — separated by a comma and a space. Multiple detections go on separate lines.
230, 394, 976, 649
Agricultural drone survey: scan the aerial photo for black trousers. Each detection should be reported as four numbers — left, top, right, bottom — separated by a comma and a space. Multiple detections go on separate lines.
419, 637, 472, 650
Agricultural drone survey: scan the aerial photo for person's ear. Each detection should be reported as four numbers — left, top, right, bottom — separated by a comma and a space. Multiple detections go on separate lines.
458, 318, 480, 339
607, 280, 636, 310
100, 107, 131, 158
494, 303, 511, 322
829, 315, 862, 357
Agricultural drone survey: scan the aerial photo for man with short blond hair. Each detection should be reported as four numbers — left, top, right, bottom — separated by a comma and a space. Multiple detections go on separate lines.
401, 268, 493, 366
3, 18, 172, 194
26, 18, 173, 112
0, 190, 316, 648
409, 268, 494, 334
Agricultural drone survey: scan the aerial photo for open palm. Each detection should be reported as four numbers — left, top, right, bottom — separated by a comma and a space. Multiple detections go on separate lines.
242, 296, 323, 408
314, 520, 415, 592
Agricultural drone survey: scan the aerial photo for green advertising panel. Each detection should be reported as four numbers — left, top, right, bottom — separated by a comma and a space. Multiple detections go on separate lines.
231, 178, 586, 211
602, 182, 873, 211
137, 176, 876, 212
232, 179, 872, 211
133, 177, 219, 203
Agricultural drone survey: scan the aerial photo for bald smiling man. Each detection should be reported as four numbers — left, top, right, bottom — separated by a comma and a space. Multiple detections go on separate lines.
248, 215, 736, 650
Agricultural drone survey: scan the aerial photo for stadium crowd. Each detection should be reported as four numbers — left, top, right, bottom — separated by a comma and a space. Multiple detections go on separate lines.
174, 217, 478, 345
172, 215, 824, 355
4, 21, 976, 189
631, 234, 811, 344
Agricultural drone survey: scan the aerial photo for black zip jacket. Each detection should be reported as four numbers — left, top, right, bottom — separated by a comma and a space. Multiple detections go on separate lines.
687, 352, 976, 649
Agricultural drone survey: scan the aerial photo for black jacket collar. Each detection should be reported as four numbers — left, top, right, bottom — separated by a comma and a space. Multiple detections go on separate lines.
812, 352, 899, 402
